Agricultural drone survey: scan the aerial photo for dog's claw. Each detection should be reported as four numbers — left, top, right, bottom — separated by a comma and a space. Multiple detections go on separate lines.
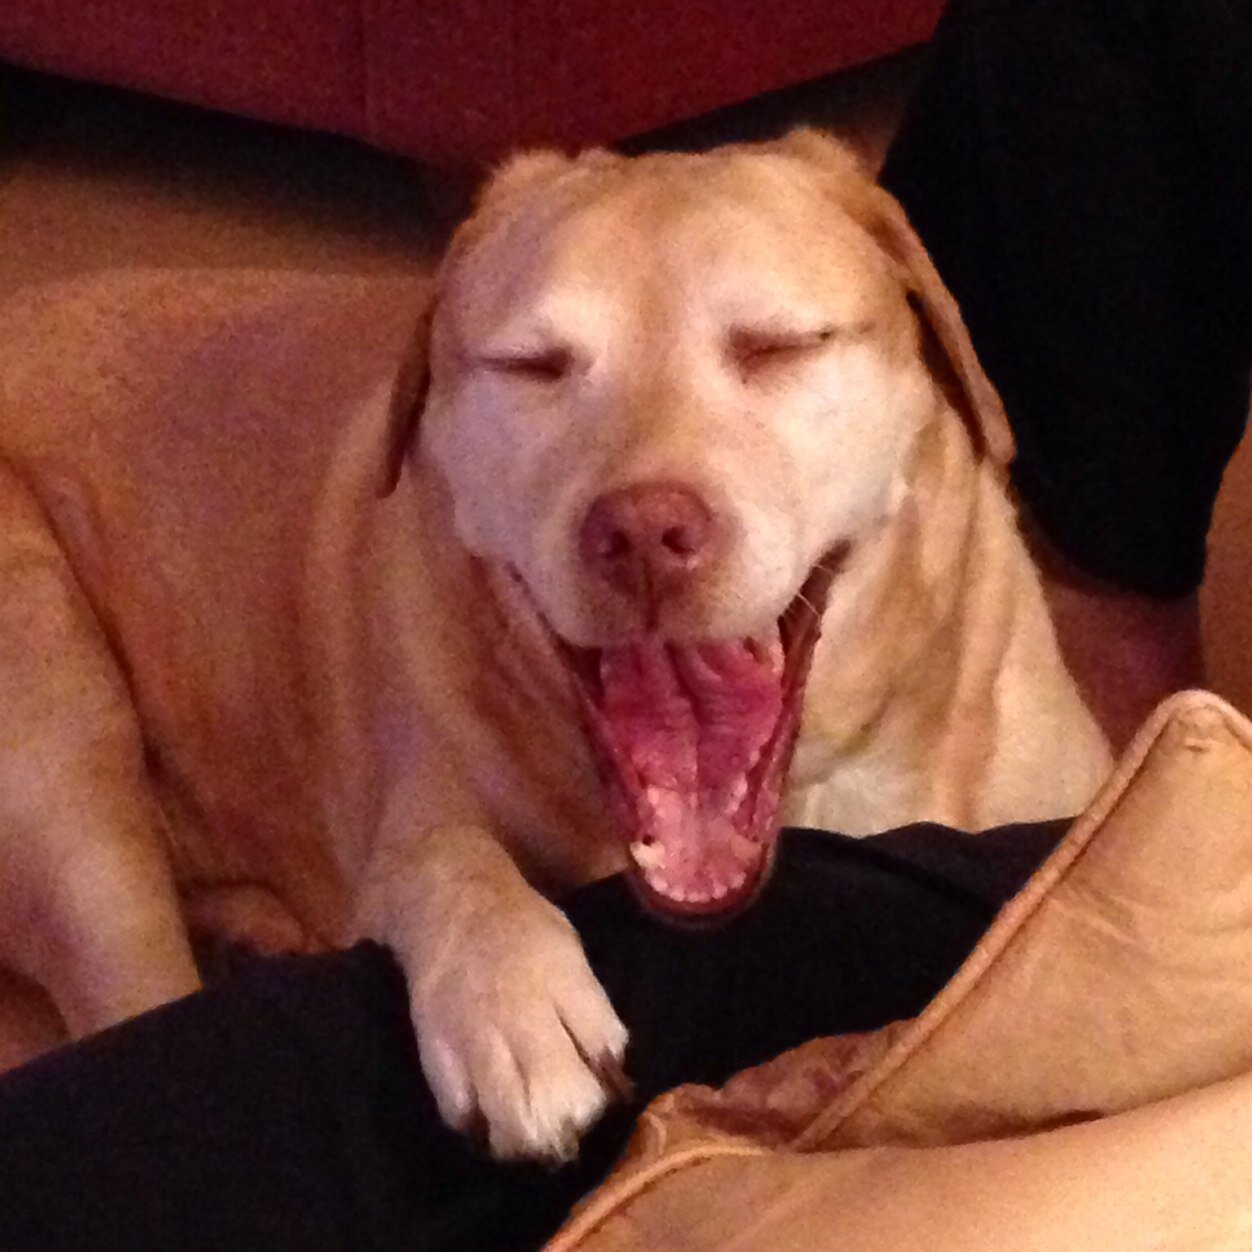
462, 1107, 492, 1157
594, 1050, 635, 1104
549, 1120, 581, 1167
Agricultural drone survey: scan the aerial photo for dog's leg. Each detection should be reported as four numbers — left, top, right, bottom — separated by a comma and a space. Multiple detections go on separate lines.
358, 802, 629, 1163
0, 467, 200, 1044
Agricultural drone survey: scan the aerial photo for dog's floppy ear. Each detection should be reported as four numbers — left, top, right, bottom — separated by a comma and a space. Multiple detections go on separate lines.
865, 188, 1016, 468
375, 300, 433, 497
774, 128, 1015, 468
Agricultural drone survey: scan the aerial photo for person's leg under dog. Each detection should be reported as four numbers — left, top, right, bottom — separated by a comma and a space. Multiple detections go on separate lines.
883, 0, 1252, 747
0, 823, 1063, 1252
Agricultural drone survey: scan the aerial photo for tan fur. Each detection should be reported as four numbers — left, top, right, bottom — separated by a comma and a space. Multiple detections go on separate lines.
0, 133, 1110, 1156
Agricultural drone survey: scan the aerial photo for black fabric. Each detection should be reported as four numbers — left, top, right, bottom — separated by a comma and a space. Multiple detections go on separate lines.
0, 822, 1066, 1252
883, 0, 1252, 597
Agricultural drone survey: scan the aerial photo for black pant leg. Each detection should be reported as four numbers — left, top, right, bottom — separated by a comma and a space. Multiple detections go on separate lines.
0, 947, 426, 1252
0, 824, 1063, 1252
883, 0, 1252, 597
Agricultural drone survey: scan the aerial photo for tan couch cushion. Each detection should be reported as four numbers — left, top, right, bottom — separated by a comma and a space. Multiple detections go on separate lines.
550, 690, 1252, 1250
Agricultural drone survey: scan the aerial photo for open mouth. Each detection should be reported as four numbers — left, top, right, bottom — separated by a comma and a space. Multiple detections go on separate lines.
552, 554, 844, 922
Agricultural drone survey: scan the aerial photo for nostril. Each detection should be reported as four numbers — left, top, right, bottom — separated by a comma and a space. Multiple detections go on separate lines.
604, 529, 632, 561
661, 525, 698, 558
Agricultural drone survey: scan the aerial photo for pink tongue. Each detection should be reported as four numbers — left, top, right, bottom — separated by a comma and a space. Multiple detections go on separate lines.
598, 641, 784, 898
600, 641, 782, 796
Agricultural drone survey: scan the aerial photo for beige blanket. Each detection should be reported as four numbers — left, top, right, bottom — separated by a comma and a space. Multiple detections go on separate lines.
552, 690, 1252, 1250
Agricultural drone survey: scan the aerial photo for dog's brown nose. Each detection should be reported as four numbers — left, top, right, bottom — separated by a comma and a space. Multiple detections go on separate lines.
580, 483, 720, 606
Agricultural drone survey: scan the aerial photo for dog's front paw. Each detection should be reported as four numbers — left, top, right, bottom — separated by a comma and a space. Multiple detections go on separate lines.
407, 897, 630, 1162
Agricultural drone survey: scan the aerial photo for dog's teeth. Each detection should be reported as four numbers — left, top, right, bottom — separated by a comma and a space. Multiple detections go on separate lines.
630, 840, 666, 871
725, 778, 749, 810
651, 877, 689, 904
644, 785, 664, 810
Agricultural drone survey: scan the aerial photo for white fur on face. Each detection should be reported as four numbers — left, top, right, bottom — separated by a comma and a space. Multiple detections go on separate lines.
422, 154, 935, 645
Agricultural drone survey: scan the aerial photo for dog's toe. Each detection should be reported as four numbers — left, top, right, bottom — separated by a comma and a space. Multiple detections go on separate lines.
484, 1042, 611, 1162
412, 917, 631, 1162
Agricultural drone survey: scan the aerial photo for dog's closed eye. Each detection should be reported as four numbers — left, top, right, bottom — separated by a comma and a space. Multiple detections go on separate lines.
481, 346, 575, 383
727, 325, 837, 376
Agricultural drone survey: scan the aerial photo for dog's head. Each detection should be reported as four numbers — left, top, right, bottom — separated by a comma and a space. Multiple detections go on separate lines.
380, 130, 1012, 919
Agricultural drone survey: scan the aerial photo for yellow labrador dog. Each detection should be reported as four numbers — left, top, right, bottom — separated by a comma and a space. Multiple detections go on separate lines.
0, 131, 1110, 1159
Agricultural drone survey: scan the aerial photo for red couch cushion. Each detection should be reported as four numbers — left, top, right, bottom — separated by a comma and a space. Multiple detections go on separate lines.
368, 0, 943, 163
0, 0, 943, 164
0, 1, 367, 138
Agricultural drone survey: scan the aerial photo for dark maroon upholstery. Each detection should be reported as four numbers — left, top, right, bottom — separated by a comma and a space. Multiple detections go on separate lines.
0, 0, 941, 164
